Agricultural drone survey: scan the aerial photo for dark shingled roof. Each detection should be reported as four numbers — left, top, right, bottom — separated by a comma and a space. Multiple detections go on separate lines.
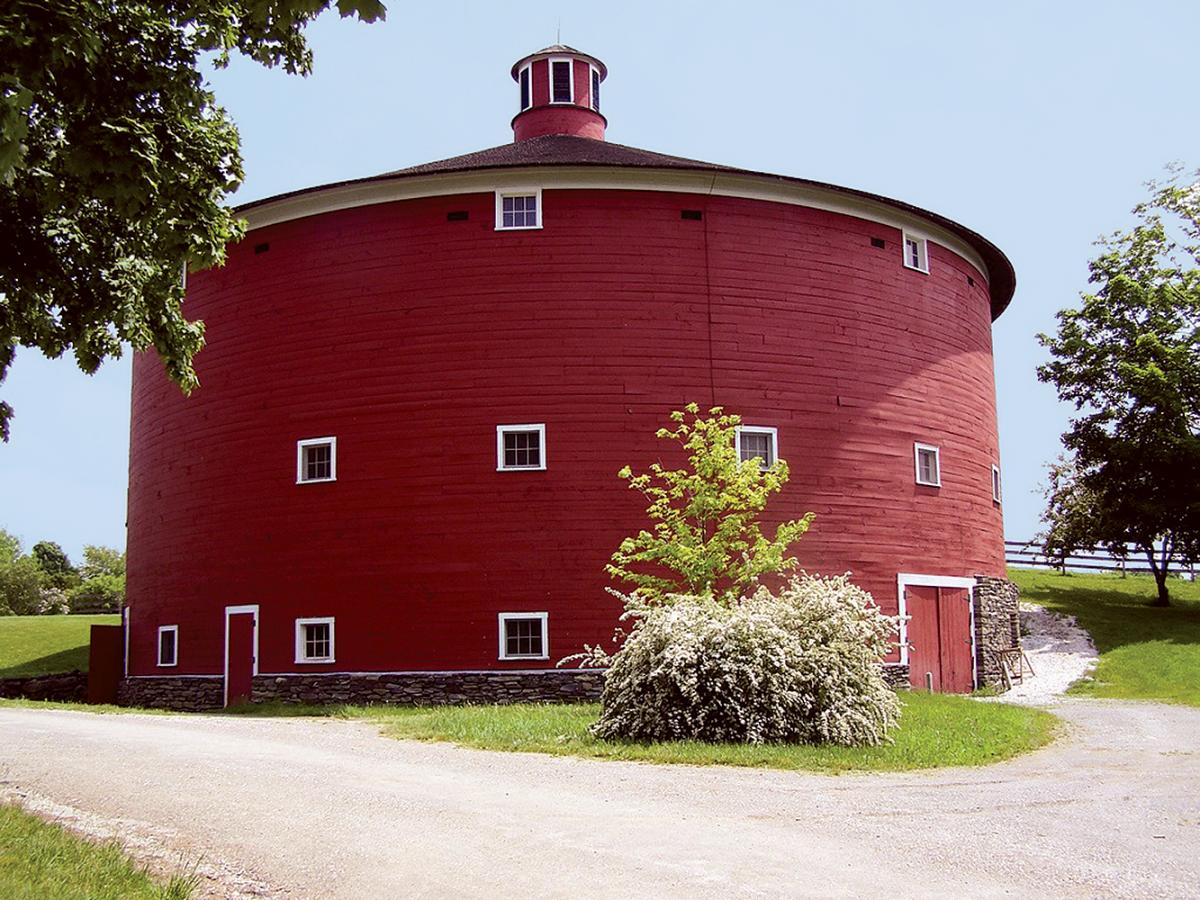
240, 135, 1015, 318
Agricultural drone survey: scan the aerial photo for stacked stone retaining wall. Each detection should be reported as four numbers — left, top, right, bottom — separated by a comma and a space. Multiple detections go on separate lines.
974, 576, 1022, 689
0, 671, 87, 702
118, 676, 224, 711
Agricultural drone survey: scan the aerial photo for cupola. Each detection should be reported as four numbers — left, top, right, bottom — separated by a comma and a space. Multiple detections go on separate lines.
510, 45, 608, 142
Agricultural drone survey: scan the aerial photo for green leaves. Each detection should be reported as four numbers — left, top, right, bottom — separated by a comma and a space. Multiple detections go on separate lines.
607, 405, 814, 607
0, 1, 385, 440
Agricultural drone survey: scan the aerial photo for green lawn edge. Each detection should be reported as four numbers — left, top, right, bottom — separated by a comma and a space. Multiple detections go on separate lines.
0, 615, 120, 678
1009, 568, 1200, 707
0, 804, 196, 900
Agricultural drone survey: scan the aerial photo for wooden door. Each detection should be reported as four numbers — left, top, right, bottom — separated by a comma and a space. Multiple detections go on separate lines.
225, 611, 256, 707
905, 584, 974, 693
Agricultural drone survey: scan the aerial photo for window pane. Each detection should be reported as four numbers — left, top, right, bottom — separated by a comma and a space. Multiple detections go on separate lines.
304, 622, 331, 659
159, 631, 175, 665
505, 618, 543, 656
591, 71, 600, 111
552, 61, 571, 102
740, 432, 773, 466
520, 69, 530, 110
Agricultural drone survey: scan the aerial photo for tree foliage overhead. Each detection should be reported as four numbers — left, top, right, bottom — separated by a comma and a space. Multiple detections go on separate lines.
0, 1, 386, 440
606, 404, 814, 606
1037, 167, 1200, 604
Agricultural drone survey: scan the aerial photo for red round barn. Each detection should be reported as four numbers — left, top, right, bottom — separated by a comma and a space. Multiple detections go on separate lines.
123, 46, 1016, 708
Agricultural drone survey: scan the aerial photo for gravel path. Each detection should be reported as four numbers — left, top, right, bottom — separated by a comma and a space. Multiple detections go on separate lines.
994, 603, 1100, 705
2, 701, 1198, 898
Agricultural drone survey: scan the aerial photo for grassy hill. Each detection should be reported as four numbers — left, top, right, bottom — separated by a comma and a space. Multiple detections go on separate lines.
0, 615, 120, 678
1010, 568, 1200, 706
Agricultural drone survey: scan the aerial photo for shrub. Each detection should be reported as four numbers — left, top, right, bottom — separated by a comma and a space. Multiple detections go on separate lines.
68, 574, 125, 614
0, 555, 46, 615
588, 574, 902, 746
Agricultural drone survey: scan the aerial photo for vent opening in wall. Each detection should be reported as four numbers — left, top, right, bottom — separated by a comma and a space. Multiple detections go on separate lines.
968, 275, 975, 287
681, 209, 703, 221
254, 242, 270, 254
871, 237, 886, 249
447, 210, 469, 221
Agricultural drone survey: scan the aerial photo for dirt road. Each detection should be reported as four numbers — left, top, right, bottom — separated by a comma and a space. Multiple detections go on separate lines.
2, 700, 1197, 898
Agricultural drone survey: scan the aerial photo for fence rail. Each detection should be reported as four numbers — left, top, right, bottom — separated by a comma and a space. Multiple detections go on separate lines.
1005, 540, 1196, 578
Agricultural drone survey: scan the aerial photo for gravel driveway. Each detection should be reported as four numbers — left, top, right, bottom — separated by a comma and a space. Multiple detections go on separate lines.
2, 700, 1198, 898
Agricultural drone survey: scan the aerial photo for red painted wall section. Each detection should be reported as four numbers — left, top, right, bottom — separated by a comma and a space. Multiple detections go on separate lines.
126, 189, 1004, 678
513, 105, 606, 141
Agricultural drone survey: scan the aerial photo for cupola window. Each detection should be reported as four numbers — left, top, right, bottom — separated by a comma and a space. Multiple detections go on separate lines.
551, 59, 572, 103
591, 67, 601, 112
519, 65, 531, 111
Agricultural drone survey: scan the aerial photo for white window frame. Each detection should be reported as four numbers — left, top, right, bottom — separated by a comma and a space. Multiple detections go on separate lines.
296, 436, 337, 484
589, 65, 601, 112
494, 188, 543, 231
294, 617, 336, 664
156, 625, 179, 668
496, 423, 547, 471
992, 464, 1002, 503
498, 612, 549, 661
902, 230, 929, 274
914, 442, 941, 487
548, 57, 574, 104
518, 63, 532, 111
735, 425, 779, 469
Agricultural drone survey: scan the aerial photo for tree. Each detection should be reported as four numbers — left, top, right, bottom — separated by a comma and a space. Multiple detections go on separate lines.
0, 1, 386, 440
1037, 167, 1200, 605
0, 529, 47, 615
606, 404, 814, 606
32, 540, 76, 589
70, 544, 126, 612
78, 544, 125, 581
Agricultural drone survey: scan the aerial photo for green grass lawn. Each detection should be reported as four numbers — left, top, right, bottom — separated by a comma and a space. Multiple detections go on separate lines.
0, 615, 119, 678
232, 692, 1058, 774
1010, 568, 1200, 706
0, 804, 195, 900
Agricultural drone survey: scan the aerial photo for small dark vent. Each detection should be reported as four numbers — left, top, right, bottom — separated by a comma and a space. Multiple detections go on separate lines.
447, 210, 469, 221
681, 209, 703, 221
967, 275, 975, 287
870, 237, 886, 249
254, 242, 270, 254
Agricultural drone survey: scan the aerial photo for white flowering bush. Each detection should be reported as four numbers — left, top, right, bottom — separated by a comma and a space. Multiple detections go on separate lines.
586, 574, 903, 746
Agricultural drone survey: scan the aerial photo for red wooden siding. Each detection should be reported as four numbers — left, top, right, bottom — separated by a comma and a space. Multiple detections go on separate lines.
125, 188, 1005, 678
905, 585, 975, 692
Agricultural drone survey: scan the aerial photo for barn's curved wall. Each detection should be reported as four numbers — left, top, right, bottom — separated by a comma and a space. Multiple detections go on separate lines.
125, 184, 1005, 678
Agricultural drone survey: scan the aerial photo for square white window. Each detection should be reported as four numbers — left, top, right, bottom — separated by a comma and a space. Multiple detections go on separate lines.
498, 612, 549, 660
297, 437, 337, 484
902, 231, 929, 273
736, 425, 779, 469
550, 58, 573, 103
295, 617, 335, 664
496, 424, 546, 471
992, 464, 1002, 503
914, 442, 941, 487
495, 189, 542, 230
157, 625, 178, 667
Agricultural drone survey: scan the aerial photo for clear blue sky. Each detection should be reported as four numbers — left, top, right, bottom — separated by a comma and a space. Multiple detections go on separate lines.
2, 0, 1197, 559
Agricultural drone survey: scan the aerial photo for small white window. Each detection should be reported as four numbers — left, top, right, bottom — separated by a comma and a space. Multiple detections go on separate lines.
498, 612, 549, 660
497, 424, 546, 471
297, 437, 336, 484
590, 66, 601, 112
495, 189, 542, 230
915, 443, 941, 487
902, 231, 929, 273
157, 625, 178, 667
550, 58, 573, 103
295, 617, 335, 664
736, 425, 778, 469
992, 464, 1002, 503
518, 64, 531, 111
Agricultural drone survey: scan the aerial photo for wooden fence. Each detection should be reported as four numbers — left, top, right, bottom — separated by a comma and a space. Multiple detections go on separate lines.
1005, 540, 1196, 578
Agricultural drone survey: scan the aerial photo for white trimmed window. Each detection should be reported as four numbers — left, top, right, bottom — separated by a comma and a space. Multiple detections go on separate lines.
518, 64, 531, 111
590, 66, 601, 112
295, 617, 335, 664
157, 625, 178, 667
903, 231, 929, 273
297, 437, 336, 484
496, 423, 546, 471
550, 58, 573, 103
736, 425, 778, 469
992, 464, 1002, 503
498, 612, 549, 660
915, 442, 941, 487
495, 189, 542, 230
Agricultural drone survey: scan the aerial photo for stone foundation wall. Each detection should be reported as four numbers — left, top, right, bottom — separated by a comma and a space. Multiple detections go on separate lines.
0, 671, 87, 702
251, 670, 606, 706
879, 663, 910, 689
974, 576, 1021, 689
118, 676, 224, 711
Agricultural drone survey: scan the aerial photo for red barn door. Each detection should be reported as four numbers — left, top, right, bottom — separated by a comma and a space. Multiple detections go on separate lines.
224, 606, 258, 707
904, 583, 974, 693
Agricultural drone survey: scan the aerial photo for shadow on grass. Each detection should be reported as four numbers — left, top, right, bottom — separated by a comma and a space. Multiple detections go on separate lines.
0, 647, 88, 679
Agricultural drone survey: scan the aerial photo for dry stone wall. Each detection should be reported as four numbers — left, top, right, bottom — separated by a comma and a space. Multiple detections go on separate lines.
974, 576, 1021, 689
0, 671, 87, 702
